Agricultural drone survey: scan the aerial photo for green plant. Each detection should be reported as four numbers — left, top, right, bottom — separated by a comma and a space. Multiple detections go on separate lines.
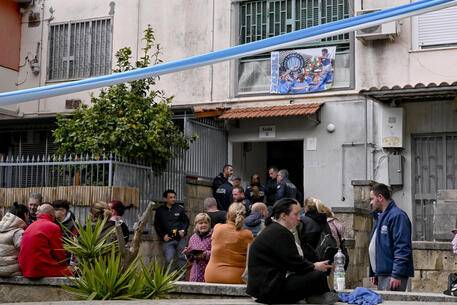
64, 250, 143, 300
139, 260, 184, 299
53, 25, 192, 171
63, 217, 116, 265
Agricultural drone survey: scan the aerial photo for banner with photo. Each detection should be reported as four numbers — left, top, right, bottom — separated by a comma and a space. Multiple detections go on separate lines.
270, 46, 336, 94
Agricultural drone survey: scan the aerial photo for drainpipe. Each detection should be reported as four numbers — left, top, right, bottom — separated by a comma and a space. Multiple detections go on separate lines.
209, 0, 215, 101
37, 0, 46, 113
364, 96, 368, 180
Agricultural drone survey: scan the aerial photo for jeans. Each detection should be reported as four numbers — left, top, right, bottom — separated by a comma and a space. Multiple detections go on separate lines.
162, 238, 186, 271
378, 276, 409, 291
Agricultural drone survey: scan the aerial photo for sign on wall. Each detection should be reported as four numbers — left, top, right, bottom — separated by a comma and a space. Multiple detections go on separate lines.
259, 125, 276, 139
270, 46, 336, 94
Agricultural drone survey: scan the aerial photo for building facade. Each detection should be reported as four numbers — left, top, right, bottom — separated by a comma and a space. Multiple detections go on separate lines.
1, 0, 457, 243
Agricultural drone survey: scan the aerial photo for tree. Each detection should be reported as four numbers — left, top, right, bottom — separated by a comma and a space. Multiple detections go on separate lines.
53, 26, 190, 171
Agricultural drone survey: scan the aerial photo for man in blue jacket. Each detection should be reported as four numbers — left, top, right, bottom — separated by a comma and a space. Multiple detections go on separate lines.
369, 183, 414, 291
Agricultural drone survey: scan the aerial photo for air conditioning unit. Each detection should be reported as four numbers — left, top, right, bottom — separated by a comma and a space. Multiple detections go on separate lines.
356, 9, 399, 42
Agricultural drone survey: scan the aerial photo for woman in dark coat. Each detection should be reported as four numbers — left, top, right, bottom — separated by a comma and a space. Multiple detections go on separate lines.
246, 198, 338, 304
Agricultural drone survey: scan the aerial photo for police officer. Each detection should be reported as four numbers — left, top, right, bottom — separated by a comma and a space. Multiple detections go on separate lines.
154, 189, 189, 271
212, 164, 234, 197
275, 169, 298, 201
265, 166, 279, 207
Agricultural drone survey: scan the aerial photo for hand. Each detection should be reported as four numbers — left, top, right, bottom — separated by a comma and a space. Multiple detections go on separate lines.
178, 230, 185, 238
163, 234, 171, 242
389, 277, 401, 290
370, 276, 378, 286
314, 260, 332, 272
182, 247, 189, 254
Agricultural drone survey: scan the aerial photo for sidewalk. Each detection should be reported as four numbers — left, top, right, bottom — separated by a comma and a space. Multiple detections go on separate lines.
1, 299, 455, 305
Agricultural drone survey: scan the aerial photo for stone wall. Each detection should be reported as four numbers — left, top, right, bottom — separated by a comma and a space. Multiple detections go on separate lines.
411, 241, 455, 293
137, 176, 213, 265
333, 207, 372, 288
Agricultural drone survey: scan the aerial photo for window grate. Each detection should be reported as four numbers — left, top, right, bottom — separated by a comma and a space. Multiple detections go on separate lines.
47, 18, 112, 81
240, 0, 350, 45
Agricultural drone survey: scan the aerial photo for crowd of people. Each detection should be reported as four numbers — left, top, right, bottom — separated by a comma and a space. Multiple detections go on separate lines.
0, 193, 130, 279
0, 163, 415, 304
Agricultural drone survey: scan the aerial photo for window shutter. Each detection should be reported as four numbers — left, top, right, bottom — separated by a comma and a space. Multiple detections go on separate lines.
417, 6, 457, 48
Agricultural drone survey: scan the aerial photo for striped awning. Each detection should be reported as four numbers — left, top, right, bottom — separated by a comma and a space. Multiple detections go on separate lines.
218, 103, 322, 120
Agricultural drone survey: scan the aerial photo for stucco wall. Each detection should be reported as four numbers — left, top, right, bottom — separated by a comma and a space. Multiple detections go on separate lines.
0, 0, 21, 71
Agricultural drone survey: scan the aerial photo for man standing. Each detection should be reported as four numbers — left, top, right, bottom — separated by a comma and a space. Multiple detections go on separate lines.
27, 192, 42, 224
18, 204, 72, 278
214, 177, 234, 212
369, 183, 414, 291
154, 189, 189, 270
265, 167, 279, 207
275, 169, 298, 201
212, 164, 234, 196
212, 164, 233, 196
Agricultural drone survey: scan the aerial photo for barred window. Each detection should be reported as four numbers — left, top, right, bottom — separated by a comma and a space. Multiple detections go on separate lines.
47, 18, 112, 81
239, 0, 351, 45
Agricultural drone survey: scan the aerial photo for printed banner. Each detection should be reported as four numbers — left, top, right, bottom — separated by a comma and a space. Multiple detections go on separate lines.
270, 46, 336, 94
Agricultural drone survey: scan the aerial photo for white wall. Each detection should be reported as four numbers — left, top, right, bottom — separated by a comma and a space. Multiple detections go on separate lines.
228, 98, 372, 207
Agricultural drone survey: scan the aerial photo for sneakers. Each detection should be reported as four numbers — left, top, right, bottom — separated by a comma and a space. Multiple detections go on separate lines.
305, 291, 340, 304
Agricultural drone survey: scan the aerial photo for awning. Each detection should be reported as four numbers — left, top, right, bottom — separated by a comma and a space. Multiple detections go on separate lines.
218, 103, 322, 120
359, 81, 457, 102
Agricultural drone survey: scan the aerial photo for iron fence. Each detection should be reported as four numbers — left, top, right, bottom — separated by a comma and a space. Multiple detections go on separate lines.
0, 118, 228, 230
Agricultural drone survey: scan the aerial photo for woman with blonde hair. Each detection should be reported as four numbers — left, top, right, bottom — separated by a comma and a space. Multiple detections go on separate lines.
317, 203, 346, 249
184, 213, 212, 282
204, 202, 253, 284
299, 197, 333, 262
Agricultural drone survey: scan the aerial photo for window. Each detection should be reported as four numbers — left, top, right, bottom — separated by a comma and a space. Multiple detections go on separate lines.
47, 17, 112, 81
412, 6, 457, 50
237, 0, 352, 95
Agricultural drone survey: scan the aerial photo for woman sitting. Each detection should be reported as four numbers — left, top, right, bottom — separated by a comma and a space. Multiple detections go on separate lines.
184, 213, 212, 282
0, 203, 29, 277
247, 198, 338, 304
204, 202, 253, 284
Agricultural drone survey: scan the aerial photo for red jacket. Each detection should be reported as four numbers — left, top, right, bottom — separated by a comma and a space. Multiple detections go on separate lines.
19, 214, 72, 278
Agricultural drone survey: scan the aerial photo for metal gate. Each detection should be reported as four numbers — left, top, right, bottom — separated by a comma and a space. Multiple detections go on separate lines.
412, 133, 457, 241
185, 118, 227, 178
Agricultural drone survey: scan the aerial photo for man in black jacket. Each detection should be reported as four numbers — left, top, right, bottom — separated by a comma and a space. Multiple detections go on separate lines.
154, 189, 189, 270
212, 164, 234, 196
275, 169, 298, 201
265, 166, 278, 207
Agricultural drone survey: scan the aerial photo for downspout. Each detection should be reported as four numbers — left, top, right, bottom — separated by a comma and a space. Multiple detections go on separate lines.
209, 0, 215, 101
37, 0, 46, 113
364, 96, 368, 179
136, 0, 141, 61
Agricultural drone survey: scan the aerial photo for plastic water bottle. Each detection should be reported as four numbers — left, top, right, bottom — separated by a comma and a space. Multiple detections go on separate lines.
333, 249, 346, 291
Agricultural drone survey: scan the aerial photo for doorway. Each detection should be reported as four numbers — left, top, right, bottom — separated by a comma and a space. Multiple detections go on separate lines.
232, 140, 304, 194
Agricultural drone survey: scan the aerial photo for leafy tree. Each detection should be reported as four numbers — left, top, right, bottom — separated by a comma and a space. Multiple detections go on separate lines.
54, 26, 190, 171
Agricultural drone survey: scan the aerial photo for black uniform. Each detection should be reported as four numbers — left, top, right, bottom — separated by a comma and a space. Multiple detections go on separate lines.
275, 178, 298, 201
212, 173, 228, 196
265, 178, 277, 206
154, 203, 189, 241
214, 182, 233, 211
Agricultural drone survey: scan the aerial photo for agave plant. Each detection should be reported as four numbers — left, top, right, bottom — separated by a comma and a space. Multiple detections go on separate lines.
63, 217, 116, 265
64, 249, 144, 300
139, 260, 185, 299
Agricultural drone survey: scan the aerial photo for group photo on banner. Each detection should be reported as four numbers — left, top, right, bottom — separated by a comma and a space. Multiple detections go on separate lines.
270, 46, 336, 94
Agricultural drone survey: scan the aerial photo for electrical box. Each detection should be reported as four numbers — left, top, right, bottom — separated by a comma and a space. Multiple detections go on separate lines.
382, 107, 403, 148
388, 155, 404, 186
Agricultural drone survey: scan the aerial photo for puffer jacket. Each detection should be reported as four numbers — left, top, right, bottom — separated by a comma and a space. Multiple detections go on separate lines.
0, 213, 27, 276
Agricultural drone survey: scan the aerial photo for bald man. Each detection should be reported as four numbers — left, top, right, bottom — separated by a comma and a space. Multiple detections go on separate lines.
19, 204, 72, 278
243, 202, 268, 237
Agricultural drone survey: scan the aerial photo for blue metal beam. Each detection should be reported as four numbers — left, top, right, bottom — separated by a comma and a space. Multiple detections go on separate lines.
1, 0, 456, 105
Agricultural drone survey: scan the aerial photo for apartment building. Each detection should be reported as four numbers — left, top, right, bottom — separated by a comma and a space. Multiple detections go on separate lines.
1, 0, 457, 241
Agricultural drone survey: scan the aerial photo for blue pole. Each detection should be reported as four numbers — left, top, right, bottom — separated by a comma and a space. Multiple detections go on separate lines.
0, 0, 456, 105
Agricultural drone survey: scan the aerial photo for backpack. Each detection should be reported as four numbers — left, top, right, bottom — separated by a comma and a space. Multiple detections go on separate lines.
444, 273, 457, 296
315, 229, 338, 263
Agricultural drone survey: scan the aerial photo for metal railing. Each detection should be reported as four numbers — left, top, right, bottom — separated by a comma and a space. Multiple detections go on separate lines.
0, 153, 185, 230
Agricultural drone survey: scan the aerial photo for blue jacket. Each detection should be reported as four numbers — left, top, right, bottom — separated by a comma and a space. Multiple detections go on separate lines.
369, 200, 414, 279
